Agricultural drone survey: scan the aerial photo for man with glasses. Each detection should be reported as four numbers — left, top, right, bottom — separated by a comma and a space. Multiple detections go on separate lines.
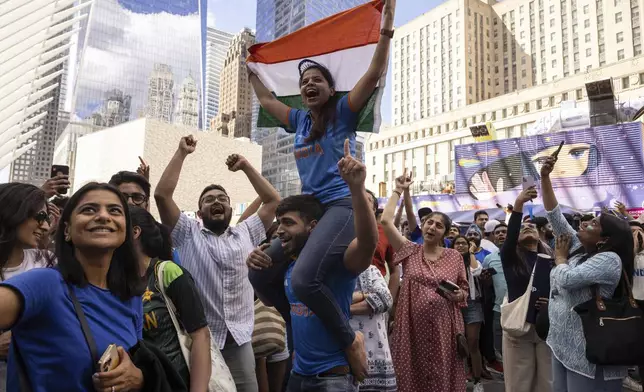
109, 171, 151, 210
154, 135, 280, 392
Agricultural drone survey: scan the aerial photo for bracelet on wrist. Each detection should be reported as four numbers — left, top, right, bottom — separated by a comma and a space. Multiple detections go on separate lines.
392, 190, 402, 197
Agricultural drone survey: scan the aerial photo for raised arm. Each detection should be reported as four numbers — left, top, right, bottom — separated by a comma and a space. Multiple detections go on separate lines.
500, 187, 536, 263
226, 154, 280, 231
393, 200, 404, 228
154, 136, 196, 229
380, 171, 413, 252
347, 0, 396, 112
540, 156, 558, 212
248, 72, 290, 126
402, 175, 418, 232
339, 140, 379, 275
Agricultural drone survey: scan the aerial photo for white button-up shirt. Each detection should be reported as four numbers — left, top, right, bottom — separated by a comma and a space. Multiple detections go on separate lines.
172, 213, 266, 349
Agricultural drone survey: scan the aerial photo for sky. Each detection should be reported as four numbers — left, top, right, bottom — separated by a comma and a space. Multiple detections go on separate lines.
206, 0, 444, 125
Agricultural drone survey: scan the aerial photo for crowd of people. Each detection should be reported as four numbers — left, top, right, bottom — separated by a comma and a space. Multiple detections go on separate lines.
2, 0, 644, 391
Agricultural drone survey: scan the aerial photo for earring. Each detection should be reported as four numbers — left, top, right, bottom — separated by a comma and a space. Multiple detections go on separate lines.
65, 234, 71, 242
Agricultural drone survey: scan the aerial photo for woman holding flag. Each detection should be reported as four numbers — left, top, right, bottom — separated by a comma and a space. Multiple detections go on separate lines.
247, 0, 395, 381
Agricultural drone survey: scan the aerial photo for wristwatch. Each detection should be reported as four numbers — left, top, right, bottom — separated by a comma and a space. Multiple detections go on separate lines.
380, 28, 394, 38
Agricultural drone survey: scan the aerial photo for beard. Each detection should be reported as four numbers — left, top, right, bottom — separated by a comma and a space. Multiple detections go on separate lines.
545, 231, 555, 240
282, 232, 310, 258
202, 212, 232, 233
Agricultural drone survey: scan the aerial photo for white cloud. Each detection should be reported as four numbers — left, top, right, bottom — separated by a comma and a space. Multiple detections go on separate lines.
207, 10, 216, 27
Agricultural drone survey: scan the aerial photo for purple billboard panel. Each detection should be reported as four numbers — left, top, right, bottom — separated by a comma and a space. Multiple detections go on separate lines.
377, 123, 644, 219
455, 122, 644, 198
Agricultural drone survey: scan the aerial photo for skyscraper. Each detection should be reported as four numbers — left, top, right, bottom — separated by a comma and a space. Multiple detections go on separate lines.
205, 28, 234, 126
54, 0, 207, 181
213, 28, 256, 138
254, 0, 368, 197
2, 0, 92, 185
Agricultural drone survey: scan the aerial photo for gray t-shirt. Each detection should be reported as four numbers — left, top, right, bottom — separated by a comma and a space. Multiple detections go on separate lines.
1, 249, 51, 392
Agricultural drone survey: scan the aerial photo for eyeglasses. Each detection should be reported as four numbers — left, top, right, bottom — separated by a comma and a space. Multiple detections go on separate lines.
122, 192, 148, 206
34, 211, 51, 225
202, 195, 230, 205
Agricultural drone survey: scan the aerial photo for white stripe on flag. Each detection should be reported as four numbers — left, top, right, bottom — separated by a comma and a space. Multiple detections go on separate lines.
247, 44, 378, 96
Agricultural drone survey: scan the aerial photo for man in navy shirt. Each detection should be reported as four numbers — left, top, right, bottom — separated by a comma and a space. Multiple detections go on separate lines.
246, 148, 378, 390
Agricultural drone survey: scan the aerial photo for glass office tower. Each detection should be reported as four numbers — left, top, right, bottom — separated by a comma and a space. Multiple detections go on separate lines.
69, 0, 206, 129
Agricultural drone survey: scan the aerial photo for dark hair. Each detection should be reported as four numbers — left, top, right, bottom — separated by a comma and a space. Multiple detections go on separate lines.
424, 212, 452, 240
198, 184, 228, 209
0, 183, 53, 280
511, 222, 554, 277
50, 196, 69, 211
129, 206, 173, 261
366, 189, 378, 213
298, 60, 338, 142
494, 222, 508, 232
55, 182, 144, 300
531, 216, 549, 231
276, 195, 324, 224
450, 235, 476, 276
580, 214, 595, 222
578, 214, 634, 297
108, 171, 151, 197
474, 210, 489, 221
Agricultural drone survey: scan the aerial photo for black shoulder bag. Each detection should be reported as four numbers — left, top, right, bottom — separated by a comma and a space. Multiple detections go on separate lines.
12, 285, 99, 392
573, 268, 644, 365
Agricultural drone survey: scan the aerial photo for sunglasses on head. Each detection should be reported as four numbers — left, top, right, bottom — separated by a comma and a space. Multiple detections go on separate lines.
34, 211, 51, 225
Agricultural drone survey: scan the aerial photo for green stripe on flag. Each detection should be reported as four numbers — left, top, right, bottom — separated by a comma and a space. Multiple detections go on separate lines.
257, 87, 382, 133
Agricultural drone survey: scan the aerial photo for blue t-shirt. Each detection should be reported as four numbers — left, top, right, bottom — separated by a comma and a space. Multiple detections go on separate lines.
172, 248, 181, 265
285, 261, 355, 375
473, 248, 491, 265
287, 95, 358, 204
2, 268, 142, 392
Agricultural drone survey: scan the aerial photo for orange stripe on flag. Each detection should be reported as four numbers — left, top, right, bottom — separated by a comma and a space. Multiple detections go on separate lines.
247, 0, 383, 65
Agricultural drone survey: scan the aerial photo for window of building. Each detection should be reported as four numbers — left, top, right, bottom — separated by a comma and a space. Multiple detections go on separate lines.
435, 162, 441, 175
550, 4, 555, 12
586, 48, 592, 56
615, 12, 622, 23
576, 88, 583, 99
584, 19, 590, 28
617, 32, 624, 42
552, 59, 557, 67
550, 18, 556, 27
585, 33, 591, 42
618, 49, 625, 59
583, 5, 589, 13
623, 76, 630, 88
551, 45, 557, 53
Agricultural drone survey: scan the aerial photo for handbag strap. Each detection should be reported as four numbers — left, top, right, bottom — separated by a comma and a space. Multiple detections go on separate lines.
155, 260, 191, 365
67, 284, 99, 373
11, 336, 32, 392
594, 266, 639, 311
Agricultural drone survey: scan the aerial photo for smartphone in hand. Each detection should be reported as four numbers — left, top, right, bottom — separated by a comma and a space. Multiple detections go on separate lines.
98, 344, 120, 373
551, 141, 565, 159
522, 176, 536, 190
50, 165, 70, 195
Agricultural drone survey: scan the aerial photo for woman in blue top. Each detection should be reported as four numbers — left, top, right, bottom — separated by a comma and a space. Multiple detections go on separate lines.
0, 182, 145, 392
247, 0, 395, 379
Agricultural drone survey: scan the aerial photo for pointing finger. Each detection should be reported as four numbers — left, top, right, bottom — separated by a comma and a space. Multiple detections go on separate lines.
344, 139, 351, 158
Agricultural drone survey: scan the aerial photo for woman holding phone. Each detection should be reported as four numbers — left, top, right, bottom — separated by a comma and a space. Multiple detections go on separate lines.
500, 186, 554, 392
0, 182, 146, 392
381, 173, 468, 392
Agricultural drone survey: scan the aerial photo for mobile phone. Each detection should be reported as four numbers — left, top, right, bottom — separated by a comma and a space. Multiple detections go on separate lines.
551, 141, 565, 159
482, 268, 497, 276
439, 280, 459, 292
522, 176, 536, 190
98, 344, 120, 373
50, 165, 70, 195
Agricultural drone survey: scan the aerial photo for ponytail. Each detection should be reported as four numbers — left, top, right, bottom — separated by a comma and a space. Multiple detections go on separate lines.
129, 206, 174, 261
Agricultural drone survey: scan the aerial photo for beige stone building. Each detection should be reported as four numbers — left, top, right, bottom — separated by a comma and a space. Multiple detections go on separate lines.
393, 0, 642, 127
71, 118, 262, 222
212, 28, 256, 139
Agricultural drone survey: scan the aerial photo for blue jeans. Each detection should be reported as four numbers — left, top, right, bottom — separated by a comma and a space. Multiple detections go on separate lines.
552, 357, 622, 392
248, 197, 356, 349
286, 373, 357, 392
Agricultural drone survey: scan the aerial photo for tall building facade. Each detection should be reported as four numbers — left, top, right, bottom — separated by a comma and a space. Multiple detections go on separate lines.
392, 0, 644, 127
2, 0, 92, 184
254, 0, 368, 197
212, 28, 256, 138
205, 28, 234, 126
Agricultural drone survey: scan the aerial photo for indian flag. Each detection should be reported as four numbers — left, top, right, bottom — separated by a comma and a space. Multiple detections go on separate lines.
247, 0, 386, 133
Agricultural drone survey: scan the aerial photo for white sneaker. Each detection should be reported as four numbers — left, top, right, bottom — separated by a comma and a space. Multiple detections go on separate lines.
472, 382, 485, 392
623, 376, 643, 392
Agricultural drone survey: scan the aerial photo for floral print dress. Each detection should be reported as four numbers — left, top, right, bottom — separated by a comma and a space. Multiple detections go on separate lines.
350, 265, 397, 391
390, 241, 468, 392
